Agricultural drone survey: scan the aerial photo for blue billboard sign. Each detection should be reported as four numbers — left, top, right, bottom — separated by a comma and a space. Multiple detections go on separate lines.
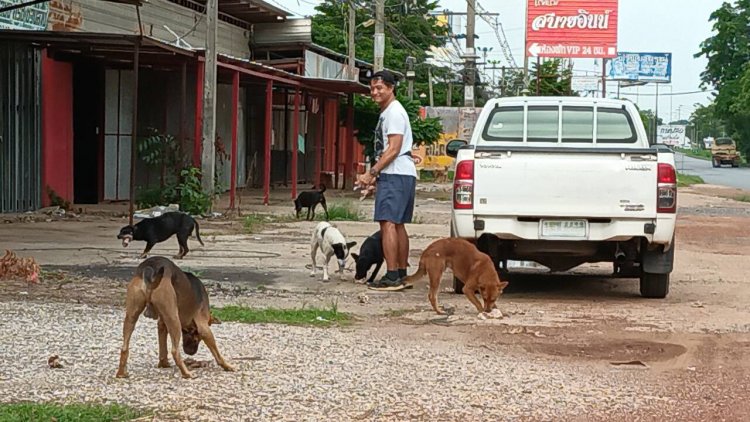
607, 52, 672, 83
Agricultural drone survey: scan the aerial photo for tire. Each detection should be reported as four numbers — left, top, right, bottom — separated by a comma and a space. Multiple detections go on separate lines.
640, 272, 670, 298
712, 159, 719, 168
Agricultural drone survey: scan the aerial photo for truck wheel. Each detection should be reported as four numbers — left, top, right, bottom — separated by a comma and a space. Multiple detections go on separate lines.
712, 159, 719, 168
640, 272, 669, 298
732, 162, 740, 168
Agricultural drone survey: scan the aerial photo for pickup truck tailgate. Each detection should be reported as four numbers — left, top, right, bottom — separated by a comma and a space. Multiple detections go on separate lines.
472, 150, 658, 218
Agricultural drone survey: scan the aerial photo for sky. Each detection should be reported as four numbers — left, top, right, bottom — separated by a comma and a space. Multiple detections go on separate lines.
277, 0, 721, 121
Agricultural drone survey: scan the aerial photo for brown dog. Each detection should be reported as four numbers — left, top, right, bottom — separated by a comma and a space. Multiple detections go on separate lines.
115, 257, 234, 379
433, 165, 450, 184
404, 238, 509, 315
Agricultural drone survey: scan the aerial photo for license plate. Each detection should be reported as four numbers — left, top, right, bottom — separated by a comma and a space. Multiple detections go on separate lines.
540, 219, 588, 239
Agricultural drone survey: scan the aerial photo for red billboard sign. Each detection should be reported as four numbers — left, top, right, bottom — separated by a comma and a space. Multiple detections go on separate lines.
526, 0, 619, 59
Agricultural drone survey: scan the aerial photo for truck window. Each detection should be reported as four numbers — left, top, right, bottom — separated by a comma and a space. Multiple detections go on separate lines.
527, 106, 559, 142
482, 106, 523, 141
562, 106, 594, 143
597, 108, 637, 143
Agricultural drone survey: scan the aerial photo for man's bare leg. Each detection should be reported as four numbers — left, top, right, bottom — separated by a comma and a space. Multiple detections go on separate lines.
380, 221, 398, 272
396, 224, 409, 274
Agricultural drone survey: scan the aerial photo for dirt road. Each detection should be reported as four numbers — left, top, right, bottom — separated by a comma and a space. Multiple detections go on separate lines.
1, 184, 749, 421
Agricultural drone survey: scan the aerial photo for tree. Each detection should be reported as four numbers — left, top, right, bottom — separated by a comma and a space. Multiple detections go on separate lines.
312, 0, 448, 151
639, 109, 663, 143
695, 0, 750, 155
530, 59, 575, 96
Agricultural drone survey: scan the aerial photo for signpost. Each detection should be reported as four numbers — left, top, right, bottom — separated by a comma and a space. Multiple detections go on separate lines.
0, 0, 48, 30
657, 125, 687, 147
525, 0, 619, 59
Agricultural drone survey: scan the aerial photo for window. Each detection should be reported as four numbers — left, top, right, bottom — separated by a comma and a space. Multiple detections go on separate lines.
561, 107, 593, 143
482, 106, 523, 141
597, 108, 637, 143
527, 106, 559, 142
715, 138, 734, 146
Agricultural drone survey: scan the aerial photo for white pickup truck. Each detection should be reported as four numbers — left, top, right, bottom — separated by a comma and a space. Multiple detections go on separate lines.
447, 97, 677, 298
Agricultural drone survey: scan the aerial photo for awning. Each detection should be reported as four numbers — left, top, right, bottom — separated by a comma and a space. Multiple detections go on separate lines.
0, 30, 195, 68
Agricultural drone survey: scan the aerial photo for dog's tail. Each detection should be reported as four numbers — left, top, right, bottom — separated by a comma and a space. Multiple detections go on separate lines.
194, 219, 205, 246
318, 184, 327, 194
141, 266, 166, 289
402, 259, 427, 284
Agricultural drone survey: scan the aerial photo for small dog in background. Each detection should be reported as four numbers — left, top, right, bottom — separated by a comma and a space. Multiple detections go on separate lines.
433, 165, 450, 184
294, 185, 329, 220
310, 222, 356, 282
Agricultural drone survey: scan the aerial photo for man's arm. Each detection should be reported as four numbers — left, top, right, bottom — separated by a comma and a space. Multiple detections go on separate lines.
358, 134, 403, 186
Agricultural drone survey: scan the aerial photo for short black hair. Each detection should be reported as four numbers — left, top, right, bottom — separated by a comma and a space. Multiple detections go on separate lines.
370, 70, 397, 87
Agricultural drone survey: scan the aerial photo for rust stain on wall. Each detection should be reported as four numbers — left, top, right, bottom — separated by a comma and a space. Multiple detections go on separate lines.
47, 0, 83, 31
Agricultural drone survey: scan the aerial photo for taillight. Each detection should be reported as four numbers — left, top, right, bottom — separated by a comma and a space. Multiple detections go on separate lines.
453, 160, 474, 210
657, 163, 677, 213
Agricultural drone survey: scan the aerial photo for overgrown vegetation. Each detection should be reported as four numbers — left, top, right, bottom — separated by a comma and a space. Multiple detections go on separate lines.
45, 187, 71, 210
316, 202, 363, 221
212, 304, 350, 327
677, 172, 705, 187
0, 403, 141, 421
135, 128, 224, 215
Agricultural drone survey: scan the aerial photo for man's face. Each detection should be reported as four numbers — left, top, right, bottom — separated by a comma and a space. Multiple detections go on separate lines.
370, 78, 394, 106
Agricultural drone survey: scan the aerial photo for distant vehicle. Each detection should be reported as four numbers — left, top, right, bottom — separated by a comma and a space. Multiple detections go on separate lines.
448, 97, 677, 299
711, 137, 740, 168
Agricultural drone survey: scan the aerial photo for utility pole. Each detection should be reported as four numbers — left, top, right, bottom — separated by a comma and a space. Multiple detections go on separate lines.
464, 0, 476, 107
447, 80, 452, 106
406, 56, 415, 100
201, 0, 218, 193
347, 0, 356, 80
601, 59, 607, 98
374, 0, 385, 71
428, 66, 434, 107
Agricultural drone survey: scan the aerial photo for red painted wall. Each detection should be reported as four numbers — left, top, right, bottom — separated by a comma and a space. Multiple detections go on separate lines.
41, 53, 74, 206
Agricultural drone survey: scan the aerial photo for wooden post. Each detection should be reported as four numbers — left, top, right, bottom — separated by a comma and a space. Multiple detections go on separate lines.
229, 71, 239, 209
193, 60, 204, 167
344, 93, 354, 190
263, 79, 273, 205
291, 89, 300, 198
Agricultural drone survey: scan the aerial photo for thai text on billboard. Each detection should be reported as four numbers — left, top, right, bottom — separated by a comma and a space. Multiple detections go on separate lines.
526, 0, 619, 58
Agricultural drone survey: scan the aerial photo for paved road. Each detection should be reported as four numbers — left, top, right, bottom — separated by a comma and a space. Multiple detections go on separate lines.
675, 152, 750, 191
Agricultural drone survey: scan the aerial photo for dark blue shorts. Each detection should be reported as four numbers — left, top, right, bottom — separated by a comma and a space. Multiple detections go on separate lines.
374, 173, 416, 224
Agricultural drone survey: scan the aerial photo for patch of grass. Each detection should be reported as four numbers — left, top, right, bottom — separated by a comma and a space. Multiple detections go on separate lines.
212, 303, 350, 327
243, 213, 296, 233
0, 403, 141, 421
735, 195, 750, 203
675, 147, 712, 161
677, 172, 705, 187
315, 201, 363, 221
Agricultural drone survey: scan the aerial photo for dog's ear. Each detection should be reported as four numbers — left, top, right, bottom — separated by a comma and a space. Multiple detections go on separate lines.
209, 314, 222, 325
351, 252, 359, 261
155, 266, 166, 281
498, 281, 509, 290
346, 241, 357, 249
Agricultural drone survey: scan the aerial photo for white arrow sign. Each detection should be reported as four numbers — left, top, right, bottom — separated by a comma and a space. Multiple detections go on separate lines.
528, 43, 541, 57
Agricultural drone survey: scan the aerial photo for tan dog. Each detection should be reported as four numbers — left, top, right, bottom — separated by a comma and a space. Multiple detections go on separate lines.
404, 238, 509, 315
433, 165, 450, 184
115, 257, 234, 379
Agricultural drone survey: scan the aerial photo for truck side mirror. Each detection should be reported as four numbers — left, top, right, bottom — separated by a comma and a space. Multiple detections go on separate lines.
446, 139, 467, 158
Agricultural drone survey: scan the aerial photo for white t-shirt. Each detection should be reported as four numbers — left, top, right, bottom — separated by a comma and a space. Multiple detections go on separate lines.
374, 100, 417, 177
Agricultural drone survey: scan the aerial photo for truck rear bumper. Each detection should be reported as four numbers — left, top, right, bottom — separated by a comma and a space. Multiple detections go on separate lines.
452, 212, 675, 246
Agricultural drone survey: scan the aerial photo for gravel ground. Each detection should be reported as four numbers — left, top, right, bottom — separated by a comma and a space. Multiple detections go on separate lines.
0, 300, 675, 421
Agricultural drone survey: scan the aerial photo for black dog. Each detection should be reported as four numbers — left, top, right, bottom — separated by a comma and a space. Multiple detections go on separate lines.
294, 185, 329, 221
117, 212, 204, 259
351, 230, 383, 284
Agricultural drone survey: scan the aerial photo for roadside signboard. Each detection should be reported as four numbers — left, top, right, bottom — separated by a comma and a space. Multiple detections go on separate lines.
608, 52, 672, 83
657, 125, 686, 146
526, 0, 619, 58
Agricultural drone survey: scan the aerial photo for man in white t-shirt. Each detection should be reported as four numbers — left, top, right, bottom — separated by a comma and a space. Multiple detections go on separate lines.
357, 70, 417, 291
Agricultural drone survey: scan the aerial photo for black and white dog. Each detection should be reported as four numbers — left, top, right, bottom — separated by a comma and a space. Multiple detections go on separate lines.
351, 231, 383, 284
310, 222, 356, 282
